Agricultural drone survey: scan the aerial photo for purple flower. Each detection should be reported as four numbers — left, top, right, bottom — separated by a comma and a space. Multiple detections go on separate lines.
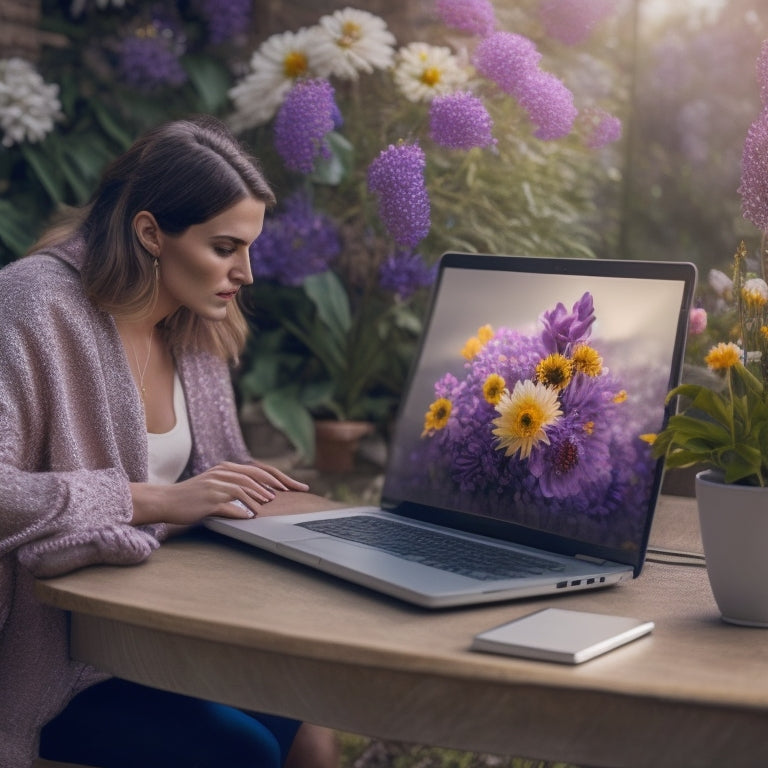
758, 39, 768, 107
473, 32, 576, 140
517, 71, 577, 140
118, 22, 187, 90
540, 292, 595, 354
274, 79, 337, 174
196, 0, 251, 44
378, 249, 437, 300
581, 107, 622, 149
472, 32, 541, 97
738, 106, 768, 232
249, 194, 341, 286
538, 0, 617, 46
429, 91, 497, 150
434, 0, 496, 37
367, 142, 431, 248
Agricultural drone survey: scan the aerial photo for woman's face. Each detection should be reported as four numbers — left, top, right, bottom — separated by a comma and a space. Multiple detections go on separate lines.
155, 196, 266, 321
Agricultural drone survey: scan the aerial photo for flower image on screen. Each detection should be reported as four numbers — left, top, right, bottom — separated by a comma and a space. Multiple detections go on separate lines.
384, 263, 687, 556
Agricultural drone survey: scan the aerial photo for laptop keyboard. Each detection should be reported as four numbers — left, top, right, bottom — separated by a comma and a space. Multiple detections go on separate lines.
297, 515, 567, 581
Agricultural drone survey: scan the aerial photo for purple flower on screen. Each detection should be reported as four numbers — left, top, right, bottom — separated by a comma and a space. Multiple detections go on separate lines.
429, 91, 497, 150
378, 249, 437, 300
517, 71, 577, 140
738, 107, 768, 232
249, 194, 341, 286
274, 79, 337, 174
367, 142, 431, 248
197, 0, 251, 44
540, 292, 595, 354
581, 107, 622, 149
434, 0, 496, 37
538, 0, 617, 46
119, 27, 187, 90
472, 31, 541, 96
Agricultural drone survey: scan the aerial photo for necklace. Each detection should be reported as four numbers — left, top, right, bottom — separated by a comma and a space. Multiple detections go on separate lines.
128, 330, 153, 402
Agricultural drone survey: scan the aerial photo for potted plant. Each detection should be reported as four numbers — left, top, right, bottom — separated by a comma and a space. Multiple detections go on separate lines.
651, 41, 768, 626
229, 3, 626, 469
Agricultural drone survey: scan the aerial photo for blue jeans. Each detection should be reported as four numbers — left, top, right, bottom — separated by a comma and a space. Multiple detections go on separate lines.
39, 678, 301, 768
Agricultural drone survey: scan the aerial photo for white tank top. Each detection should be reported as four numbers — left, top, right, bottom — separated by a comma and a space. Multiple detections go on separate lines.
147, 372, 192, 485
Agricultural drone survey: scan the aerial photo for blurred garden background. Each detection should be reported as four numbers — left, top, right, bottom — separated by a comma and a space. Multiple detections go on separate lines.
4, 0, 764, 467
1, 1, 766, 765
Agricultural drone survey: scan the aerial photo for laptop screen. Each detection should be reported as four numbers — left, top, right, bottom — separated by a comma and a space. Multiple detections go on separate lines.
383, 253, 697, 573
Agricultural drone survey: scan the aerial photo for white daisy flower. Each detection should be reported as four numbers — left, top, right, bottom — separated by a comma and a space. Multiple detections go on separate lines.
313, 8, 396, 81
0, 58, 63, 148
228, 27, 326, 131
393, 42, 468, 103
744, 277, 768, 301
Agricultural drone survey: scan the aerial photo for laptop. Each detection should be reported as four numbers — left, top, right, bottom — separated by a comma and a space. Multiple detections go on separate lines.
207, 253, 696, 608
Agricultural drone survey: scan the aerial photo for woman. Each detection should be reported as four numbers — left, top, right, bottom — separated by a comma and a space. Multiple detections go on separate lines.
0, 117, 338, 768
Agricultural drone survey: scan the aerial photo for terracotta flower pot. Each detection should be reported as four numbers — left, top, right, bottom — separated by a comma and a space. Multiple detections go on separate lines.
696, 469, 768, 627
314, 419, 374, 473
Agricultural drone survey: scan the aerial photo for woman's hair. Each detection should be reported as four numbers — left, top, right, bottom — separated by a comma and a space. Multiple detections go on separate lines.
37, 116, 275, 361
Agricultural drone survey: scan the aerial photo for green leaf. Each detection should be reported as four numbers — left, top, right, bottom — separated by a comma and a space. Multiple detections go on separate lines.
90, 100, 133, 148
182, 55, 233, 113
20, 142, 65, 203
0, 199, 34, 254
732, 362, 764, 397
310, 132, 355, 185
261, 390, 315, 461
303, 271, 352, 341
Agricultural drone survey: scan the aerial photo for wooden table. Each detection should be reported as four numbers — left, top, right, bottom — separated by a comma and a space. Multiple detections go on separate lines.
35, 494, 768, 768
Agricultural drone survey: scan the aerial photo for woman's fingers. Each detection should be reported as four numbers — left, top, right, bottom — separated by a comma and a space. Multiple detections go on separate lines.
249, 460, 310, 492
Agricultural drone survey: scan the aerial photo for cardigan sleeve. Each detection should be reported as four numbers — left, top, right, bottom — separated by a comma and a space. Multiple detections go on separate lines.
0, 254, 162, 578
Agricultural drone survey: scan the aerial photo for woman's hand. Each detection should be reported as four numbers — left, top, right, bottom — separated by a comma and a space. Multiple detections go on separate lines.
130, 460, 309, 526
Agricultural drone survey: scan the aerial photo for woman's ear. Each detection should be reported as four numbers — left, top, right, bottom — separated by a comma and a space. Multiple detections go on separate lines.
133, 211, 162, 257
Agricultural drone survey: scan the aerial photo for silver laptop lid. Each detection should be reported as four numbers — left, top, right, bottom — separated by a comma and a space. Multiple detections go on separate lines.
382, 253, 697, 576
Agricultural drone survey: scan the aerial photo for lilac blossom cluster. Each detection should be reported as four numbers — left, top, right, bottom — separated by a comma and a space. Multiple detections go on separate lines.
274, 79, 339, 174
249, 194, 341, 286
410, 293, 654, 541
580, 107, 622, 149
429, 91, 497, 150
739, 39, 768, 232
118, 20, 187, 91
196, 0, 252, 45
434, 0, 496, 37
472, 31, 577, 140
538, 0, 617, 46
378, 249, 437, 300
367, 143, 431, 248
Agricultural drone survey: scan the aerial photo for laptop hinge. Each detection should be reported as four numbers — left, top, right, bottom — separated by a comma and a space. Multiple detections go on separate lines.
575, 554, 608, 565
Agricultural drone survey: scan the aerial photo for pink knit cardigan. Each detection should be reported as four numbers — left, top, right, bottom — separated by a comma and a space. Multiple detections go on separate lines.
0, 236, 251, 767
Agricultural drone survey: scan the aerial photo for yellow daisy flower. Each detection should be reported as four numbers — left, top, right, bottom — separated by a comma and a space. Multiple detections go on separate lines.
571, 344, 603, 377
461, 337, 482, 360
482, 374, 506, 405
492, 380, 562, 459
461, 325, 494, 360
535, 353, 572, 390
422, 397, 452, 435
477, 324, 494, 344
705, 342, 742, 371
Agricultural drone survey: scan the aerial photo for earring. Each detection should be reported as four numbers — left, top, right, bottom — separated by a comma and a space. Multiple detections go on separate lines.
153, 256, 159, 281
